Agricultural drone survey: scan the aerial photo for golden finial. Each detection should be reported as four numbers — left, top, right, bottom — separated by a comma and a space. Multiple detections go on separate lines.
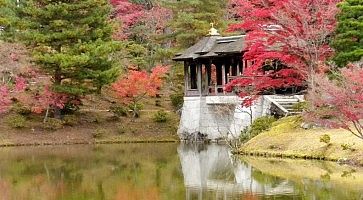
208, 23, 220, 36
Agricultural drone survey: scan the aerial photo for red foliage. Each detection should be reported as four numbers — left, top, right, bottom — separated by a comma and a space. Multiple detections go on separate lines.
230, 0, 340, 76
111, 0, 172, 40
0, 86, 11, 113
0, 70, 69, 114
28, 86, 69, 114
112, 66, 169, 104
111, 0, 145, 40
225, 0, 340, 107
305, 65, 363, 139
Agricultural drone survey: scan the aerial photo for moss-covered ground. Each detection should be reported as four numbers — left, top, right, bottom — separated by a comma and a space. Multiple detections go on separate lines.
239, 116, 363, 166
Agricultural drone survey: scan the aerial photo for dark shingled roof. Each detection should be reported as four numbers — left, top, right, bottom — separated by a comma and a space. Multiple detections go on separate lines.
173, 35, 245, 61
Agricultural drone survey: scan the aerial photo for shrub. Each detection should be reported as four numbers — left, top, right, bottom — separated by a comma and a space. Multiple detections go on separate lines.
170, 93, 184, 110
43, 118, 63, 130
128, 103, 144, 118
116, 125, 126, 135
292, 101, 308, 112
240, 116, 277, 142
249, 116, 277, 137
341, 143, 356, 151
5, 114, 27, 129
93, 128, 107, 138
320, 134, 331, 145
62, 115, 78, 126
11, 103, 32, 116
109, 105, 129, 117
153, 110, 169, 123
92, 113, 104, 124
155, 99, 162, 107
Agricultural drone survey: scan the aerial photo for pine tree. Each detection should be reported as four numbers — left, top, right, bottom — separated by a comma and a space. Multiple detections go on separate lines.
0, 0, 17, 38
332, 0, 363, 67
166, 0, 229, 49
15, 0, 120, 95
0, 0, 7, 26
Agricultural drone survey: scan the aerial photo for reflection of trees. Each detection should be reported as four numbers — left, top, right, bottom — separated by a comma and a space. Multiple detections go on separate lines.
0, 144, 185, 200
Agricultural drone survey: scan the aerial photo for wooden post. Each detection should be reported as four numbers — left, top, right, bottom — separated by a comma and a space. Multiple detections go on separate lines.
197, 63, 202, 96
236, 62, 240, 76
184, 62, 189, 96
205, 62, 211, 96
222, 64, 226, 94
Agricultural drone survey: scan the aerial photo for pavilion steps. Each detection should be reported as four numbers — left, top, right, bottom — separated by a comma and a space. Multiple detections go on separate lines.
267, 95, 304, 116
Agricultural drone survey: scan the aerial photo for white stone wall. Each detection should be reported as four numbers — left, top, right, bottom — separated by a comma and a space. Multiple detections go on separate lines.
178, 96, 272, 141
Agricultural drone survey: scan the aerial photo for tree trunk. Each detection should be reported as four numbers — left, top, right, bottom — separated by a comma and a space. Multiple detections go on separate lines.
53, 68, 63, 119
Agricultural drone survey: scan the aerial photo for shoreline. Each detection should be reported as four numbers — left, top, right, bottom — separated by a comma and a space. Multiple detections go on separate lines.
0, 139, 179, 148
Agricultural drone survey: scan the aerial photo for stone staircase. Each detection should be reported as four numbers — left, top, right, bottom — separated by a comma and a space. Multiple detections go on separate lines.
265, 95, 304, 116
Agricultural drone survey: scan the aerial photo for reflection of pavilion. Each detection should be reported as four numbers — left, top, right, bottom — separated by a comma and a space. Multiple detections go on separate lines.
177, 143, 295, 199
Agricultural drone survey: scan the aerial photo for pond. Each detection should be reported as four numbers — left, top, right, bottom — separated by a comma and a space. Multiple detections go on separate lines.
0, 143, 362, 200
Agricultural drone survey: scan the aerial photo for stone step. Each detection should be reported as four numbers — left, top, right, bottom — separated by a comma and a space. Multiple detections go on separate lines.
282, 105, 297, 109
278, 102, 299, 106
273, 99, 300, 102
271, 95, 297, 99
287, 111, 302, 116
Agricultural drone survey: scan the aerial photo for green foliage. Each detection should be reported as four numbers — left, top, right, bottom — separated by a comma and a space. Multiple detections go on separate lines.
14, 0, 121, 96
5, 114, 27, 129
152, 110, 169, 123
109, 105, 129, 117
320, 134, 331, 145
165, 0, 229, 48
93, 128, 106, 139
341, 143, 356, 151
240, 116, 277, 141
249, 116, 277, 137
128, 103, 144, 118
11, 103, 31, 116
292, 101, 308, 112
0, 0, 17, 39
43, 118, 63, 130
332, 0, 363, 67
170, 92, 184, 110
123, 41, 148, 69
62, 115, 78, 126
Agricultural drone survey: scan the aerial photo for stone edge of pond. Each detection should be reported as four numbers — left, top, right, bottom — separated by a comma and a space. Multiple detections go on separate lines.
235, 150, 363, 167
0, 139, 180, 148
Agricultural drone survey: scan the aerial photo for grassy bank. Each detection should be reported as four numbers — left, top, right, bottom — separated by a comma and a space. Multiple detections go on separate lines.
0, 94, 180, 147
238, 116, 363, 166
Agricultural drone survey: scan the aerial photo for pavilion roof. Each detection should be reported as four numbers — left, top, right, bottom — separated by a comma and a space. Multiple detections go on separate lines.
173, 35, 245, 61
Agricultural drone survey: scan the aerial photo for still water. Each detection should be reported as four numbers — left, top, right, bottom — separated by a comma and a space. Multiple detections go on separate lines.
0, 143, 362, 200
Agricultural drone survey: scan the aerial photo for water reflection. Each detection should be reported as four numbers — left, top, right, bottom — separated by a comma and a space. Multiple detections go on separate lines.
178, 143, 296, 199
178, 143, 363, 200
0, 143, 361, 199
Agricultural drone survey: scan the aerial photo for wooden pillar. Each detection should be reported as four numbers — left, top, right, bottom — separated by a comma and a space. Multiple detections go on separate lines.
236, 61, 240, 76
197, 63, 202, 96
222, 64, 226, 94
184, 62, 189, 95
206, 61, 211, 95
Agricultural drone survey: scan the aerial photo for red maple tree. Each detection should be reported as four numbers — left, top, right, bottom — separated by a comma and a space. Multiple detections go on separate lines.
112, 66, 169, 117
111, 0, 145, 40
305, 65, 363, 140
225, 0, 341, 104
0, 69, 71, 121
110, 0, 172, 40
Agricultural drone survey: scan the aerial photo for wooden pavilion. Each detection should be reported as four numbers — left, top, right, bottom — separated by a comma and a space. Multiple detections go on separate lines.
173, 27, 251, 96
